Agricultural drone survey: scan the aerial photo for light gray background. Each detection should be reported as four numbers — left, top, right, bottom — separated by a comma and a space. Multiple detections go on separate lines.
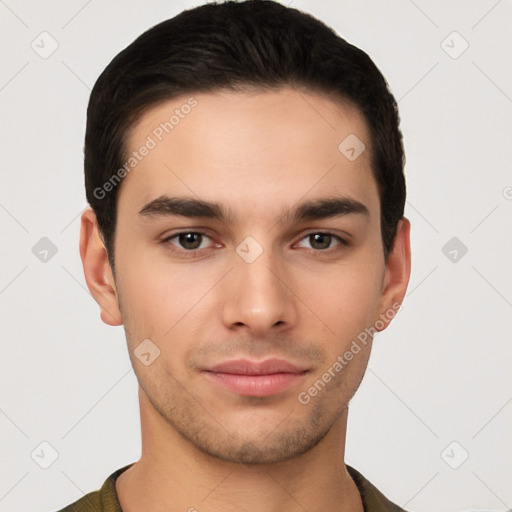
1, 1, 511, 511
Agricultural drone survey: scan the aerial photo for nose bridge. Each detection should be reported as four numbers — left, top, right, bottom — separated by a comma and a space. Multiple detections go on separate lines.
222, 233, 295, 332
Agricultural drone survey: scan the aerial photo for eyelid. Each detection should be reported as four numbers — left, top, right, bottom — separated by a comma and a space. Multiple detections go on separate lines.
297, 230, 349, 246
161, 230, 218, 256
161, 229, 350, 254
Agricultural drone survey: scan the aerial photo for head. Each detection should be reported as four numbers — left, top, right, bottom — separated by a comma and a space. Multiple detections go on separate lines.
80, 0, 410, 465
85, 0, 405, 273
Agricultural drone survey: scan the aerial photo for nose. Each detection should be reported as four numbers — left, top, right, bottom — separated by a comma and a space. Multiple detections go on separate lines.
220, 242, 298, 336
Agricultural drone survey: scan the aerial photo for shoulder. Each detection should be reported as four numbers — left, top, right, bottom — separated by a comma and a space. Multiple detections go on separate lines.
346, 464, 409, 512
54, 464, 134, 512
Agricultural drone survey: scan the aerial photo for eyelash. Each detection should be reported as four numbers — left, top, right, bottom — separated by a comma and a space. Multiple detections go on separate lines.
161, 230, 348, 257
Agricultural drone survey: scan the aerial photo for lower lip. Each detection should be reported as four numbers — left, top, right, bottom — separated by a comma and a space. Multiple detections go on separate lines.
203, 371, 307, 397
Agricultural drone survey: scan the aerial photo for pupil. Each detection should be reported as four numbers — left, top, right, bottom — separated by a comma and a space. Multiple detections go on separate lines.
181, 233, 200, 249
312, 233, 330, 249
178, 233, 331, 251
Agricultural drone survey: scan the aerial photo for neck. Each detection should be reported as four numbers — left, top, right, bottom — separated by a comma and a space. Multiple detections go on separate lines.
116, 386, 364, 512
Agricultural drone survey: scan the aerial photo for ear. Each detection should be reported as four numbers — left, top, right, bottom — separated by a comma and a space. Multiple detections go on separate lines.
375, 217, 411, 332
79, 207, 123, 326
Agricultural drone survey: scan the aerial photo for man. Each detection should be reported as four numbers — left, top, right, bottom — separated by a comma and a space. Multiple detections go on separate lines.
59, 0, 411, 510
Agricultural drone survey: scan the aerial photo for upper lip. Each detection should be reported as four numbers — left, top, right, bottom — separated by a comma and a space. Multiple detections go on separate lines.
204, 358, 308, 375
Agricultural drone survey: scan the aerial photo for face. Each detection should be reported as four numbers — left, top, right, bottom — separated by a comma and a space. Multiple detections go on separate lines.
83, 87, 410, 465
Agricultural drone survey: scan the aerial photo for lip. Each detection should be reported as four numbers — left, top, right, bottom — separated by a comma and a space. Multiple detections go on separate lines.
202, 358, 309, 397
205, 358, 307, 375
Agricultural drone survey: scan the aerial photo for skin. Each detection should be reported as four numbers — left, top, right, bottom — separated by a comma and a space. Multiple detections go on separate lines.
80, 87, 411, 512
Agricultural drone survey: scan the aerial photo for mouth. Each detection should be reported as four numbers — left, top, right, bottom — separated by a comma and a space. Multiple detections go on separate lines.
202, 358, 309, 397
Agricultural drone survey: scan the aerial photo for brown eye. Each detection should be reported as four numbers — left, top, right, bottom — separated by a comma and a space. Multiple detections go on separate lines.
162, 231, 213, 253
177, 232, 203, 250
309, 233, 332, 250
296, 232, 346, 251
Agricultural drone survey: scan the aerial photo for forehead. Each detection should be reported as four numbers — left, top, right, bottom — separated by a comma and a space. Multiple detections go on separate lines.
118, 87, 379, 225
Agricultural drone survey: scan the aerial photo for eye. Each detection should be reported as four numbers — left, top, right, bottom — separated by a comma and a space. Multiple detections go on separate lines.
163, 231, 215, 253
161, 230, 348, 256
296, 232, 347, 251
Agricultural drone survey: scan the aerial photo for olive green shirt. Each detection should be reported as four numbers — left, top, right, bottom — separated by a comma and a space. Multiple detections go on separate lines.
56, 463, 408, 511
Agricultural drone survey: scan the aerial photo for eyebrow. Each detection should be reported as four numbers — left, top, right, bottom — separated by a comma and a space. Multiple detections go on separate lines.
138, 195, 369, 224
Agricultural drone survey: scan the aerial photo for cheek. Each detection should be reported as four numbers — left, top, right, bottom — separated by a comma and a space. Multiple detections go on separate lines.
116, 268, 204, 387
115, 243, 218, 348
301, 257, 384, 338
297, 264, 381, 400
115, 226, 384, 353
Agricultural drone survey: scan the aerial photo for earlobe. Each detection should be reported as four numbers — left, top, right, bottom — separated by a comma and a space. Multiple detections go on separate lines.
375, 217, 411, 332
79, 207, 123, 326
